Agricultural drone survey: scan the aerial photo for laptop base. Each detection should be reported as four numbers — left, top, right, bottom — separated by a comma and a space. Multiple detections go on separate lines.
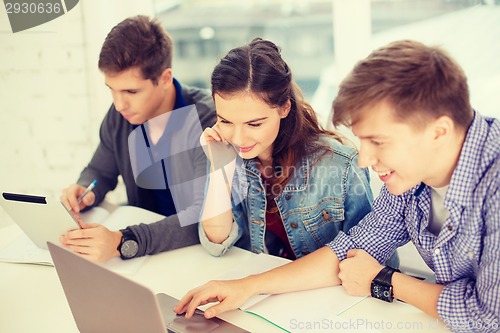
156, 293, 250, 333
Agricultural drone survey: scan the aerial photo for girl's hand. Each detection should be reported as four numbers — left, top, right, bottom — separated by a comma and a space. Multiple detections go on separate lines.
200, 124, 226, 146
200, 125, 237, 174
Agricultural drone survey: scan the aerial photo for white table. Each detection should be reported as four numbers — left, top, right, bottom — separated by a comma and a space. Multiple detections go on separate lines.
0, 224, 448, 332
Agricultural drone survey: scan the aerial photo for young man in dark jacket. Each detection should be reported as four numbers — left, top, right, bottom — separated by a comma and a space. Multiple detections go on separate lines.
60, 15, 216, 262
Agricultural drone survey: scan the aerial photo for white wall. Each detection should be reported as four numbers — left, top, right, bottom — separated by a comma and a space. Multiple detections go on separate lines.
0, 1, 154, 227
0, 4, 91, 196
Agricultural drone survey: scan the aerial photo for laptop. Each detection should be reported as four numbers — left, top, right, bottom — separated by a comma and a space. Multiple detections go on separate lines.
47, 242, 250, 333
0, 192, 80, 249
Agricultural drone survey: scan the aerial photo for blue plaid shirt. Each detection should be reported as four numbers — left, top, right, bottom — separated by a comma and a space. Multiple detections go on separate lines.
328, 112, 500, 332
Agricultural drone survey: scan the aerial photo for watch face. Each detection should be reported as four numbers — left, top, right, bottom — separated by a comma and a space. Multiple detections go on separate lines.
120, 239, 139, 259
371, 283, 393, 302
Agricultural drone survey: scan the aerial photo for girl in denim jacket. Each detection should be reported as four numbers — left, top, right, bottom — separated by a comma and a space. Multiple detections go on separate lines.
199, 38, 374, 260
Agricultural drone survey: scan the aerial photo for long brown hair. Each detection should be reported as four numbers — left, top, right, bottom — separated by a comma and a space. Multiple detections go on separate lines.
211, 38, 342, 187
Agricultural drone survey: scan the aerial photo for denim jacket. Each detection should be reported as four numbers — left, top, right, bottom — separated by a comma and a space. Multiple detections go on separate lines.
199, 136, 374, 258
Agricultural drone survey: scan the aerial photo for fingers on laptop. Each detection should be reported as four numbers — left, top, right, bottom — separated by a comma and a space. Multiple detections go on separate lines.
174, 280, 246, 319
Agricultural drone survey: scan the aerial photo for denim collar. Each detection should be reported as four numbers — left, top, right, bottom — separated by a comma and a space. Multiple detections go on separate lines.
240, 156, 310, 192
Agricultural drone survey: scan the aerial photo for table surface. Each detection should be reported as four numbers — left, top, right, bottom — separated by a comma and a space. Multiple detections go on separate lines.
0, 224, 448, 333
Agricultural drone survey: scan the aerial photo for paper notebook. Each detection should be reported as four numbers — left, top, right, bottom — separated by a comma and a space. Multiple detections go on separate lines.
215, 253, 367, 333
0, 205, 164, 274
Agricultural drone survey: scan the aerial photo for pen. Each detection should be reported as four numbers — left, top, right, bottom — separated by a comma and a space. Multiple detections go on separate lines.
77, 179, 98, 204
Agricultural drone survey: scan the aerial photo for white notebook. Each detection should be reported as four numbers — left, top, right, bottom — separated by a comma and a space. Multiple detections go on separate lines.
0, 205, 164, 274
215, 253, 367, 333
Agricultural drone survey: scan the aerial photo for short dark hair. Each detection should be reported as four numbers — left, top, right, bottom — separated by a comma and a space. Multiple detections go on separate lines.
332, 40, 474, 130
98, 15, 173, 84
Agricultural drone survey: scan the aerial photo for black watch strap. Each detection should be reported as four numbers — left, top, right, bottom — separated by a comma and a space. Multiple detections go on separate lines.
118, 228, 139, 260
373, 266, 399, 286
371, 266, 401, 302
118, 229, 136, 247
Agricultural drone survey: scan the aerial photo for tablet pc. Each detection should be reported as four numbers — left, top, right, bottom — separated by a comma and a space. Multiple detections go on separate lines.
0, 192, 80, 249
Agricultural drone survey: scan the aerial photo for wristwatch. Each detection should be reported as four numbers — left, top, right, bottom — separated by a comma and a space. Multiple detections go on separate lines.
370, 266, 400, 302
118, 229, 139, 260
